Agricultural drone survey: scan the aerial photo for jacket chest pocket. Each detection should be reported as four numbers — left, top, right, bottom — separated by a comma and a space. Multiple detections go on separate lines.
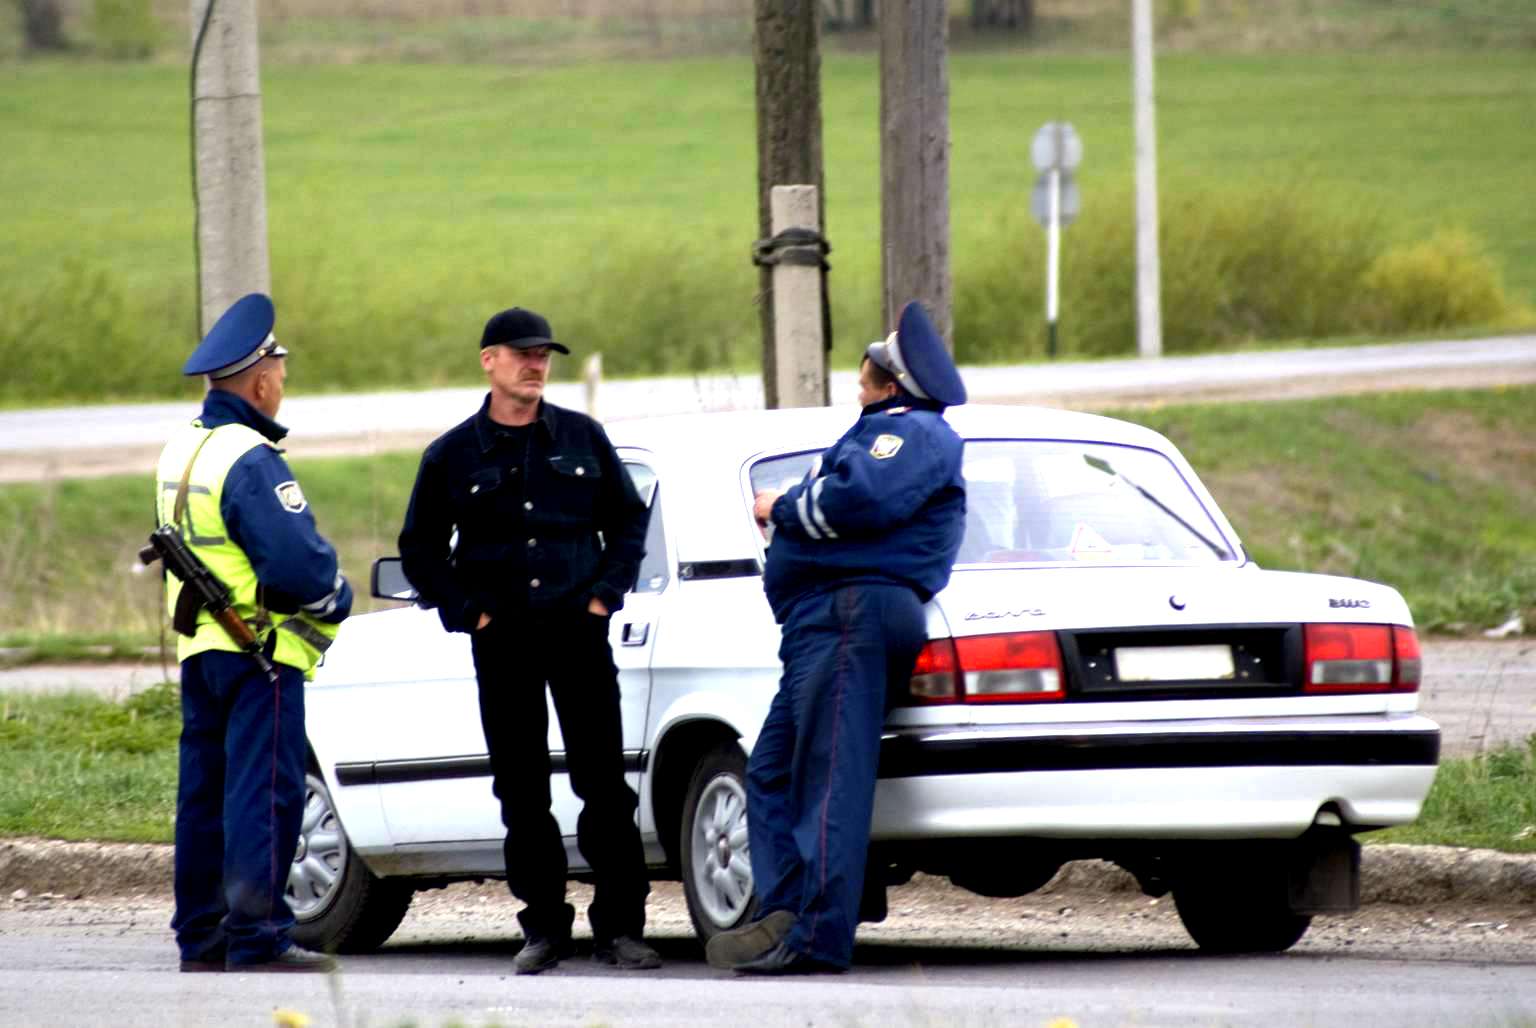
544, 453, 602, 516
457, 466, 518, 527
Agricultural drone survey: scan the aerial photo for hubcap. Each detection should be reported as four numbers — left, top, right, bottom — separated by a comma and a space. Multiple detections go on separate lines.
286, 773, 347, 920
690, 772, 753, 928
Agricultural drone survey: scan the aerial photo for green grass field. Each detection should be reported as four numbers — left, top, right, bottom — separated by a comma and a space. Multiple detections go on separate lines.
1, 48, 1534, 404
1, 386, 1531, 652
3, 683, 1531, 851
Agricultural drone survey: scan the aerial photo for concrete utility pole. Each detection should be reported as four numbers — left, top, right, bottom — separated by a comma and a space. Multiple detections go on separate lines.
880, 0, 952, 350
767, 186, 828, 408
1131, 0, 1164, 358
190, 0, 271, 336
753, 0, 829, 408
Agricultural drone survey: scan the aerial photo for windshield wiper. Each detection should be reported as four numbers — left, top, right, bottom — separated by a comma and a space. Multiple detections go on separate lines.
1082, 453, 1232, 560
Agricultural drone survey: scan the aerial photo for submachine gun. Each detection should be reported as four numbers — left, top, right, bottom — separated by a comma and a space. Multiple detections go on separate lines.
140, 524, 280, 686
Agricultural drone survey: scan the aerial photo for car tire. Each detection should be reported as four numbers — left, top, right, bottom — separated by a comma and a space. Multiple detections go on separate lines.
679, 742, 758, 941
1172, 860, 1312, 954
287, 771, 413, 954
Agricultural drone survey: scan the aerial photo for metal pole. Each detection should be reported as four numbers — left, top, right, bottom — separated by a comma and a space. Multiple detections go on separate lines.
1132, 0, 1163, 358
1047, 166, 1060, 359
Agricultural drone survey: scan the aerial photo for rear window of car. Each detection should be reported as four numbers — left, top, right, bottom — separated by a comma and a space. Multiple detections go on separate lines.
750, 439, 1234, 567
958, 440, 1232, 566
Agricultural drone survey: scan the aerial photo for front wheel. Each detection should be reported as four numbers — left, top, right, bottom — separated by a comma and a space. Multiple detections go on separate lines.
678, 742, 757, 941
287, 771, 414, 954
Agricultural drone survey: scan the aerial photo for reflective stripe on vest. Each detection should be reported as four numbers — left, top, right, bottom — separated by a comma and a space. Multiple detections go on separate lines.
155, 420, 338, 677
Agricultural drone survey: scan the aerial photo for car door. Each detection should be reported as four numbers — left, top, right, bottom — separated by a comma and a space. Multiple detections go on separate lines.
608, 456, 665, 842
370, 460, 663, 858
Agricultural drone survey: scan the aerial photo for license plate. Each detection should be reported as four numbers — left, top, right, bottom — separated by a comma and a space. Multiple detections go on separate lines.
1114, 644, 1236, 682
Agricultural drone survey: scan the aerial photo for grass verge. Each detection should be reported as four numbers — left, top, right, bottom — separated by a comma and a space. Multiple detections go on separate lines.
0, 683, 180, 843
1, 685, 1530, 851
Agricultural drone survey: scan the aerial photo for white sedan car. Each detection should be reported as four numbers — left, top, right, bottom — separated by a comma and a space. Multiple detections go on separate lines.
292, 404, 1439, 955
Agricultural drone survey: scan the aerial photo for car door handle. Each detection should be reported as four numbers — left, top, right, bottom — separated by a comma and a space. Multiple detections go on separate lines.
621, 622, 649, 646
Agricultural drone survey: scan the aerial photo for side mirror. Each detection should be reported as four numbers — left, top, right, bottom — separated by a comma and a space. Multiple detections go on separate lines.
370, 557, 418, 603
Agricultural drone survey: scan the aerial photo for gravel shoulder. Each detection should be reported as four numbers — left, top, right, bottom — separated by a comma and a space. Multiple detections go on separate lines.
4, 854, 1534, 966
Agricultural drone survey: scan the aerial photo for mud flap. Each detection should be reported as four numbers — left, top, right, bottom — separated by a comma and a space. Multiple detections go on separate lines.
1287, 832, 1361, 915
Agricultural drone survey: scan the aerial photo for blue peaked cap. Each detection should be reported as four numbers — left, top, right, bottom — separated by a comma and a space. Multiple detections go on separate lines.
182, 293, 287, 378
865, 301, 967, 407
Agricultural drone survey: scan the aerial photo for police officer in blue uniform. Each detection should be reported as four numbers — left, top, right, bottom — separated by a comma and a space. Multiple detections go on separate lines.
708, 301, 967, 974
158, 294, 352, 973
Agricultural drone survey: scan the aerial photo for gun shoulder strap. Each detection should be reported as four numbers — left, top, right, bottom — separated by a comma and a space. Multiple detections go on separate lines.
164, 429, 218, 636
171, 428, 219, 530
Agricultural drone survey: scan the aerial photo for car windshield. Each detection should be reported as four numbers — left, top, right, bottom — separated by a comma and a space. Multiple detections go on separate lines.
750, 439, 1234, 567
957, 440, 1232, 565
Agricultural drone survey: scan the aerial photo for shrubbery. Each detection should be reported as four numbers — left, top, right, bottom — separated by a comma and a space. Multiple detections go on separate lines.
954, 183, 1528, 364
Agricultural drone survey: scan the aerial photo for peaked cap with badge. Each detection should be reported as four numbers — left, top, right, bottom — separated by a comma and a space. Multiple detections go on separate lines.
183, 293, 288, 380
864, 301, 967, 408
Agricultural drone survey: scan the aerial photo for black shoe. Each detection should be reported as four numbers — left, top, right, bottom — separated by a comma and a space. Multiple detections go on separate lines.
514, 936, 574, 975
179, 950, 226, 973
705, 910, 797, 970
226, 946, 336, 974
593, 934, 662, 970
733, 941, 843, 976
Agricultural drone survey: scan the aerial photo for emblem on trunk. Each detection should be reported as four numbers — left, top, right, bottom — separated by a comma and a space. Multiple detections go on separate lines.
965, 608, 1045, 620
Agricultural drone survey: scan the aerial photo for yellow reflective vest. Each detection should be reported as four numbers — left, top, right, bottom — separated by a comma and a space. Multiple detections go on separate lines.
155, 420, 338, 678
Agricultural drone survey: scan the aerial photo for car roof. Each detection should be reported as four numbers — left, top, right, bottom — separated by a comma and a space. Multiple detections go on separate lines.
606, 403, 1173, 460
605, 404, 1196, 568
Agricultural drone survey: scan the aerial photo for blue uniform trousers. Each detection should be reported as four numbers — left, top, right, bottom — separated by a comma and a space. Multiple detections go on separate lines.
745, 583, 928, 968
171, 650, 307, 965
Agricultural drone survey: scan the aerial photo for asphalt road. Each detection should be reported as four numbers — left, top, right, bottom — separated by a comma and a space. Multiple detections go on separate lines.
4, 638, 1530, 759
1, 886, 1531, 1027
2, 334, 1533, 482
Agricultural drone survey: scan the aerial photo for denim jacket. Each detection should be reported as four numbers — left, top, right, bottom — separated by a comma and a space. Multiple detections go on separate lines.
398, 396, 649, 632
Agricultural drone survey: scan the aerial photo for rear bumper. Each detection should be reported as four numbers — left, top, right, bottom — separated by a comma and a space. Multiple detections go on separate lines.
871, 713, 1439, 840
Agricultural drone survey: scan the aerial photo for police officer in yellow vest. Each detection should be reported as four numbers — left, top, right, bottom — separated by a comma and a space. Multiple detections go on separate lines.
157, 293, 352, 973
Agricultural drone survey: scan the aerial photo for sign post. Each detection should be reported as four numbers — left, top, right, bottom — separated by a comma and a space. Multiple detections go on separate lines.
1030, 122, 1081, 359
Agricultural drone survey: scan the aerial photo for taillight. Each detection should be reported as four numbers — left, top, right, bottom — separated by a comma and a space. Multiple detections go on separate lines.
909, 638, 960, 703
1304, 623, 1421, 694
956, 631, 1065, 702
906, 632, 1065, 704
1391, 625, 1422, 693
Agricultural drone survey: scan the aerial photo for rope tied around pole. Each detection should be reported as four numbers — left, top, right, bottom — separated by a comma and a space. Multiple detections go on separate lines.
751, 227, 832, 270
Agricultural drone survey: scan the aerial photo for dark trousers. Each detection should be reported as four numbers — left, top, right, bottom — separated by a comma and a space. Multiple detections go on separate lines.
171, 650, 307, 965
745, 583, 927, 968
470, 612, 650, 944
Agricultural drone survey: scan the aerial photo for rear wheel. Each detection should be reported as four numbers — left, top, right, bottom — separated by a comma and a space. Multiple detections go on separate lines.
679, 743, 757, 941
287, 771, 414, 954
1172, 855, 1312, 954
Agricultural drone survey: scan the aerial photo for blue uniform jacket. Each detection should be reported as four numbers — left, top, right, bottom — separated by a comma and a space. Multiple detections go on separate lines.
762, 395, 966, 624
195, 390, 352, 623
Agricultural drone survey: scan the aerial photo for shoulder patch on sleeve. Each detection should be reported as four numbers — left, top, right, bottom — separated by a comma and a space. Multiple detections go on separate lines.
870, 433, 904, 460
274, 480, 308, 513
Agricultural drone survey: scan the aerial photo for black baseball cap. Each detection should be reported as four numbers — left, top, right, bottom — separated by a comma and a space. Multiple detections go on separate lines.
479, 307, 570, 354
